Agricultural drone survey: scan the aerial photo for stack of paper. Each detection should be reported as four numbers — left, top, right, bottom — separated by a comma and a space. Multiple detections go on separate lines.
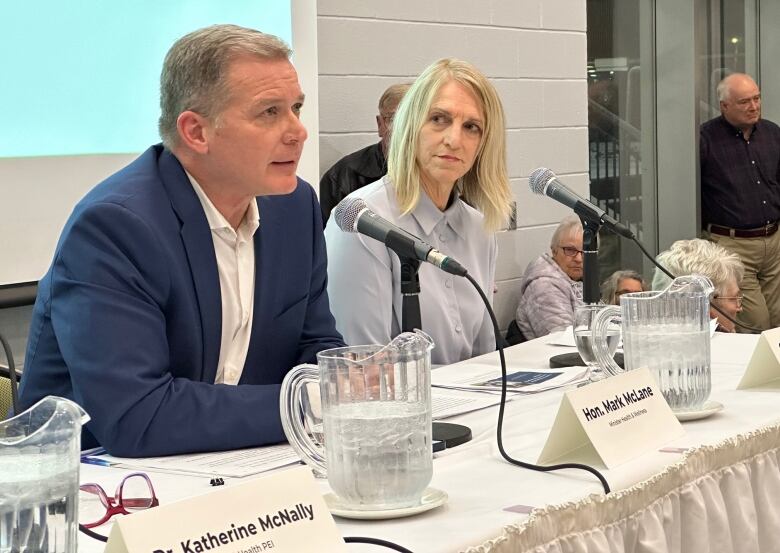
432, 387, 505, 419
81, 443, 301, 478
432, 363, 588, 394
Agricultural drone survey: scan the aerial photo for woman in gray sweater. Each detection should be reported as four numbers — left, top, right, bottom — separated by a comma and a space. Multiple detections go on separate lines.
515, 215, 584, 339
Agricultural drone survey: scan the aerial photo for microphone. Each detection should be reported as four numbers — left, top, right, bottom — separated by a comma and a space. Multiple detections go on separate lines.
333, 197, 468, 277
528, 168, 634, 238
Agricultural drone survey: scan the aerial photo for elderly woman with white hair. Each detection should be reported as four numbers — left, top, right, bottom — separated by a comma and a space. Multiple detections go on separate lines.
514, 215, 584, 340
652, 239, 745, 332
325, 58, 513, 365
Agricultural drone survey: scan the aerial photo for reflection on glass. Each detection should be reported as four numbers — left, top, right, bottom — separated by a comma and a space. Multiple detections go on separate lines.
586, 0, 755, 286
697, 0, 749, 122
586, 0, 647, 283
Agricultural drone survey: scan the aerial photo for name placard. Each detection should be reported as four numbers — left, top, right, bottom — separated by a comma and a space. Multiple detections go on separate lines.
537, 367, 684, 468
104, 465, 346, 553
737, 328, 780, 390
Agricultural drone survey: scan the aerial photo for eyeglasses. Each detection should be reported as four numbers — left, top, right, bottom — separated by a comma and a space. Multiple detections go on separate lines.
79, 472, 159, 529
713, 294, 744, 307
615, 289, 638, 298
558, 246, 584, 257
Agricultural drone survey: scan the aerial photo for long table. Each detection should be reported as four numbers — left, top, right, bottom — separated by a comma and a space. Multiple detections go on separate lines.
78, 332, 778, 552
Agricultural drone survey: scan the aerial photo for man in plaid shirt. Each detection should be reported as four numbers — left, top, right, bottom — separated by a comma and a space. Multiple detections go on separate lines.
700, 73, 780, 331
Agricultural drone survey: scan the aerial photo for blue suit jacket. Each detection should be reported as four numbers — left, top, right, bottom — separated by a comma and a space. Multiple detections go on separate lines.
19, 146, 344, 457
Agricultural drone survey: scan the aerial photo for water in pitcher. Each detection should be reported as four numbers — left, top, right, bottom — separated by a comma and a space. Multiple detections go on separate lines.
0, 455, 78, 553
280, 331, 435, 510
623, 324, 711, 410
0, 397, 87, 553
324, 401, 432, 510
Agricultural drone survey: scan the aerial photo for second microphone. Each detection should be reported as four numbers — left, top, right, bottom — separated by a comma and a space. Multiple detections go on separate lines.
333, 197, 468, 277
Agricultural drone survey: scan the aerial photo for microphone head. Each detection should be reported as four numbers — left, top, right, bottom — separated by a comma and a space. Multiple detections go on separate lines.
529, 167, 556, 195
333, 197, 367, 233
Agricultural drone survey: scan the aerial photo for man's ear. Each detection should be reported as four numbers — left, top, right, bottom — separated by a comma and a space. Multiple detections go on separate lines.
176, 110, 210, 154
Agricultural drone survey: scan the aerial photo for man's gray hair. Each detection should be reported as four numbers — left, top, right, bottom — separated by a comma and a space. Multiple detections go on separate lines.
550, 215, 583, 249
600, 269, 645, 305
159, 24, 292, 148
378, 83, 412, 116
651, 239, 744, 295
717, 72, 756, 103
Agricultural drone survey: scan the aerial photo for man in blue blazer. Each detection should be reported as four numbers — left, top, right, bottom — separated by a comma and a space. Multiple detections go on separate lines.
18, 25, 345, 457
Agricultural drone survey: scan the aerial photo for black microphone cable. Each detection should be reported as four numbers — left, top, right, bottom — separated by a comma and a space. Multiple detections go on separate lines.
463, 273, 611, 494
344, 536, 415, 552
79, 524, 108, 542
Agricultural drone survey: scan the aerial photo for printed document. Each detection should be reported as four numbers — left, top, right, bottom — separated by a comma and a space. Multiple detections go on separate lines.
432, 363, 587, 394
82, 443, 300, 478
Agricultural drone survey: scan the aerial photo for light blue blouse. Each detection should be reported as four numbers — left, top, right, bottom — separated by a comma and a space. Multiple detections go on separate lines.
324, 177, 497, 365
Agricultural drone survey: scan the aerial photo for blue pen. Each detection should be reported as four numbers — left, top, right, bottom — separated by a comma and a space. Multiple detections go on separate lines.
80, 446, 109, 466
80, 456, 113, 467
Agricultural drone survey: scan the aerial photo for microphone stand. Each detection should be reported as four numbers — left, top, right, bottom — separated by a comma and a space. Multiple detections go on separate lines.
581, 218, 601, 304
399, 258, 423, 333
398, 256, 472, 451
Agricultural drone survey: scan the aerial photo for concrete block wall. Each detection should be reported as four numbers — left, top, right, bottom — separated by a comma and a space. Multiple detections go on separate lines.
317, 0, 590, 330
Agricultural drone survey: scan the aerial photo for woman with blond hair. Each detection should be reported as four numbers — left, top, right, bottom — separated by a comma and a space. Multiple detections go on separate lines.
325, 58, 513, 364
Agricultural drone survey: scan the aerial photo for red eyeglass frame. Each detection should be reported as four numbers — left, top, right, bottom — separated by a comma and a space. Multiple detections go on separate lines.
79, 472, 159, 528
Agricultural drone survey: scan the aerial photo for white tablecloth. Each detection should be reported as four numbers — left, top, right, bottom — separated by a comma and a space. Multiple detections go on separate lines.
79, 333, 780, 552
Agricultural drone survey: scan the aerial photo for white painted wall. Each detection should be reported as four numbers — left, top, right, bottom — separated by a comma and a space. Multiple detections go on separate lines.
317, 0, 589, 329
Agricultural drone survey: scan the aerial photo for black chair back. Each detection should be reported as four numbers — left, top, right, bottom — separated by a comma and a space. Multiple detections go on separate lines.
504, 319, 527, 346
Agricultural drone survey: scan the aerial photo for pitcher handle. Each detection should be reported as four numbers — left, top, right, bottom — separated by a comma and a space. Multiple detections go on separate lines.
592, 305, 623, 377
279, 363, 326, 476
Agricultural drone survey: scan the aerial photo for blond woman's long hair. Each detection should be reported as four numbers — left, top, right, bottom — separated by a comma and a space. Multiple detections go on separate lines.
387, 58, 512, 231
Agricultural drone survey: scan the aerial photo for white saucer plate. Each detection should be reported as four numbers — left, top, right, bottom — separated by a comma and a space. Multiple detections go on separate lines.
674, 400, 724, 421
324, 487, 448, 520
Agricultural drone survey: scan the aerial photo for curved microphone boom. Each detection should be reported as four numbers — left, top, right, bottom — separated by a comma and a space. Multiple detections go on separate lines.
529, 168, 635, 239
333, 197, 468, 277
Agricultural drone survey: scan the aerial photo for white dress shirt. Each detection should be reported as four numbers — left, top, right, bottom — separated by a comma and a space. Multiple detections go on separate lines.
324, 177, 497, 365
189, 175, 259, 385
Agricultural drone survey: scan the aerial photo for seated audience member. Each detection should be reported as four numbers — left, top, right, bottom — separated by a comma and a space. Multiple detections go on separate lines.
325, 58, 513, 365
652, 239, 745, 332
17, 25, 344, 456
319, 83, 411, 223
600, 269, 646, 305
515, 215, 584, 339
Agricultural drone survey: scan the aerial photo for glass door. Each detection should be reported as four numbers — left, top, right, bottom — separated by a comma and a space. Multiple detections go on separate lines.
586, 0, 652, 282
